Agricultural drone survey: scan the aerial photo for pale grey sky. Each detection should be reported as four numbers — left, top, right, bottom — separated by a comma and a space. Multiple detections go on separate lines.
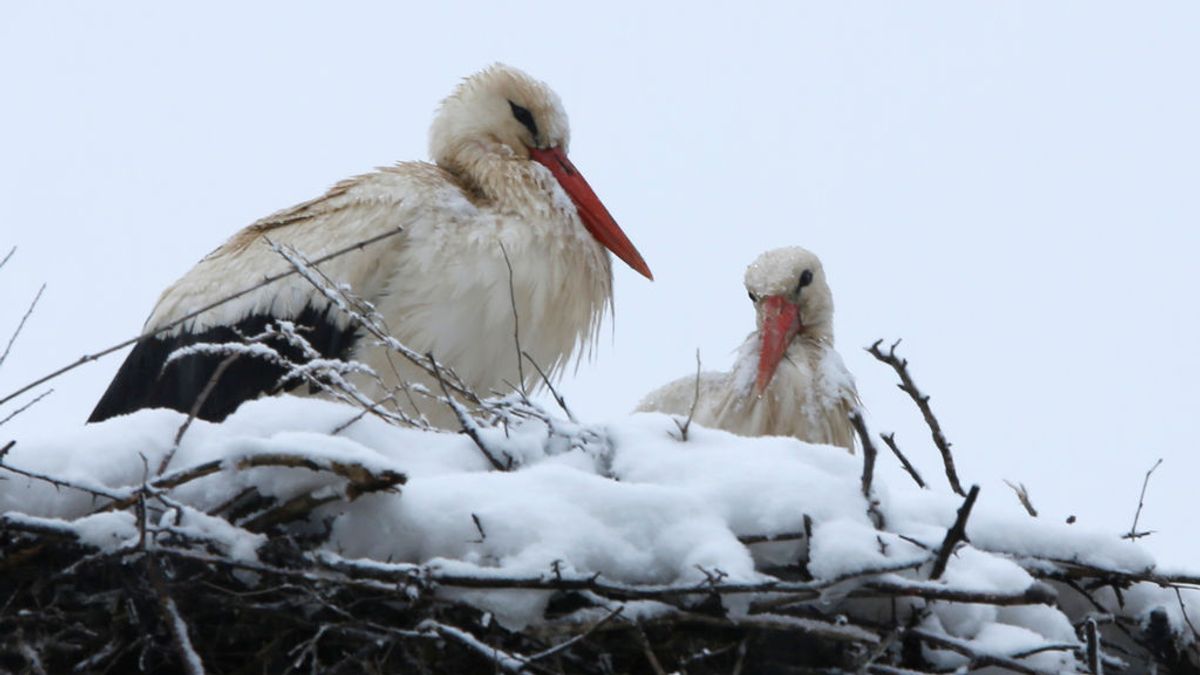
2, 2, 1197, 563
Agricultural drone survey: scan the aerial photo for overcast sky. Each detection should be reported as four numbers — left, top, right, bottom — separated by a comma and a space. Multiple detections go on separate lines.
2, 2, 1197, 564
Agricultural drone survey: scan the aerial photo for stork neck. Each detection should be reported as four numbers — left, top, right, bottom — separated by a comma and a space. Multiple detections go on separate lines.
440, 142, 552, 217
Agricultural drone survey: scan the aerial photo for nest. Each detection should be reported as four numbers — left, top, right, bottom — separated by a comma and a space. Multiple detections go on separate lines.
2, 243, 1199, 675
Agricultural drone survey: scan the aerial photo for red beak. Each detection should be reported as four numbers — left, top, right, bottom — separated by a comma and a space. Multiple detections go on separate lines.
756, 295, 801, 395
528, 146, 653, 280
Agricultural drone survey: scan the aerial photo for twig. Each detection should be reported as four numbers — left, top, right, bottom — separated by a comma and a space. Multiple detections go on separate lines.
147, 558, 206, 675
523, 606, 623, 664
498, 242, 526, 396
909, 628, 1051, 674
632, 625, 668, 675
674, 349, 702, 442
850, 408, 884, 529
0, 246, 14, 271
160, 353, 241, 474
0, 388, 53, 427
0, 282, 45, 371
930, 484, 980, 580
1124, 458, 1162, 540
880, 433, 926, 489
418, 620, 529, 673
0, 227, 405, 408
1084, 616, 1102, 674
1004, 479, 1038, 518
867, 339, 965, 496
521, 351, 576, 423
428, 356, 509, 471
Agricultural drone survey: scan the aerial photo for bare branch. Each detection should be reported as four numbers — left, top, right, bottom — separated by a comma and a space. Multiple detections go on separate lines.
0, 388, 52, 427
880, 432, 926, 489
850, 407, 885, 529
0, 227, 405, 408
674, 349, 702, 441
160, 354, 241, 474
867, 339, 965, 496
428, 356, 510, 471
1004, 479, 1038, 518
0, 282, 45, 372
498, 242, 526, 397
1124, 458, 1162, 540
930, 484, 980, 580
0, 246, 14, 271
521, 351, 576, 423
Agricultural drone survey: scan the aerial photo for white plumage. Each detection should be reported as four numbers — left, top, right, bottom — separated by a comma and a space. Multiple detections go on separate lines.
637, 247, 858, 452
90, 64, 651, 427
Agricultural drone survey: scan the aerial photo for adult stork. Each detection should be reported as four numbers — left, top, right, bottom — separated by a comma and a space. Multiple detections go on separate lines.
89, 64, 652, 427
636, 247, 857, 452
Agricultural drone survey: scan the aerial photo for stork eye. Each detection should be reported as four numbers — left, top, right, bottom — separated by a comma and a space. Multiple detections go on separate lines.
796, 269, 814, 291
508, 100, 539, 139
748, 291, 759, 303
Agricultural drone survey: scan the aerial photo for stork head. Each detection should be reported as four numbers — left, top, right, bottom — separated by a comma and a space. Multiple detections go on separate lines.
429, 64, 652, 280
744, 247, 835, 395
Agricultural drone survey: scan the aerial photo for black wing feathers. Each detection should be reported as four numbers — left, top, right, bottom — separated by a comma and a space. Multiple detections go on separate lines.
87, 304, 359, 423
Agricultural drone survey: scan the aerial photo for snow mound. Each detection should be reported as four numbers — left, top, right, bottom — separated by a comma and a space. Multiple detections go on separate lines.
2, 395, 1197, 670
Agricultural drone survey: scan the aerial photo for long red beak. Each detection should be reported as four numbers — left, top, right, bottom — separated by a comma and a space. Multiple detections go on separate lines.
756, 295, 802, 395
528, 146, 653, 280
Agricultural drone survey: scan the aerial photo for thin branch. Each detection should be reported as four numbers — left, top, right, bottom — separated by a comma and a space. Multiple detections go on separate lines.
0, 388, 53, 427
1085, 617, 1101, 674
428, 356, 509, 471
880, 432, 926, 489
0, 227, 405, 408
498, 242, 526, 397
930, 484, 980, 580
674, 349, 702, 441
0, 282, 45, 371
0, 246, 14, 271
523, 606, 623, 665
1124, 458, 1162, 540
147, 558, 206, 675
908, 628, 1051, 675
867, 339, 965, 496
160, 353, 241, 474
850, 407, 884, 529
1004, 479, 1038, 518
521, 351, 576, 423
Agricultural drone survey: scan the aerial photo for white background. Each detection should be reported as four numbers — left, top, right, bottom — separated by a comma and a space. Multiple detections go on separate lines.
2, 3, 1196, 564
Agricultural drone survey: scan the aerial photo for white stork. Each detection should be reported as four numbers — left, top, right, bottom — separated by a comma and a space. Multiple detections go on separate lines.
636, 247, 857, 452
89, 64, 652, 426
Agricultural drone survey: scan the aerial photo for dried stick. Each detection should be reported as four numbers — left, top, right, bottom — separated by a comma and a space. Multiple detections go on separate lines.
418, 620, 529, 673
498, 242, 526, 396
850, 408, 885, 529
0, 227, 405, 408
1085, 617, 1101, 674
674, 349, 702, 441
148, 558, 206, 675
522, 351, 576, 423
930, 484, 980, 580
522, 606, 623, 665
429, 357, 510, 471
908, 628, 1050, 675
160, 353, 241, 474
0, 282, 45, 371
880, 432, 926, 489
867, 339, 965, 496
1124, 458, 1162, 540
0, 388, 53, 427
1004, 479, 1038, 518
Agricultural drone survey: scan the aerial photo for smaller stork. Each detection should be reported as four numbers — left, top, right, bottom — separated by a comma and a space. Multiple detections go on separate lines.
636, 247, 858, 452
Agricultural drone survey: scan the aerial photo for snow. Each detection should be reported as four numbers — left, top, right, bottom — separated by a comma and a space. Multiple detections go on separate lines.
2, 394, 1198, 654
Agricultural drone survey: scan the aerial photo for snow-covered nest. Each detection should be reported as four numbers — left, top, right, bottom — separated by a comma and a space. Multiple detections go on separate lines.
2, 392, 1198, 674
